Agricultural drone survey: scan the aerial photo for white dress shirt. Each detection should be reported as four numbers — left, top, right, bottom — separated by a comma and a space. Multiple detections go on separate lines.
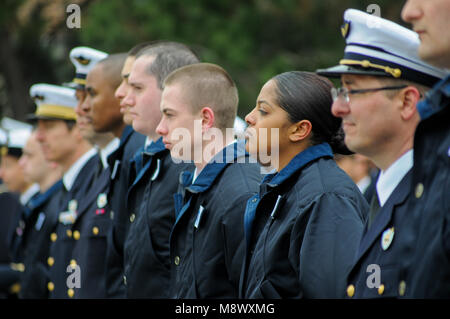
376, 149, 413, 207
63, 148, 97, 191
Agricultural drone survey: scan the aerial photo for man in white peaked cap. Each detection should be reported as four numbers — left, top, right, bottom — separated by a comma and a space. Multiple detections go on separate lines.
30, 83, 99, 298
68, 46, 119, 169
317, 8, 446, 298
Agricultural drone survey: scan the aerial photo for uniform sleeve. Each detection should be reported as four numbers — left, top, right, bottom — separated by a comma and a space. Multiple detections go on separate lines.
295, 192, 366, 298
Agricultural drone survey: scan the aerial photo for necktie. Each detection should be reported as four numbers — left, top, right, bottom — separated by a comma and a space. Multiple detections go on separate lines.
367, 191, 381, 229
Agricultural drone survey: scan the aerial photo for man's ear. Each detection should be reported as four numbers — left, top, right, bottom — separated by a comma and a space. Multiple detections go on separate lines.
200, 107, 215, 132
288, 119, 312, 143
399, 86, 420, 121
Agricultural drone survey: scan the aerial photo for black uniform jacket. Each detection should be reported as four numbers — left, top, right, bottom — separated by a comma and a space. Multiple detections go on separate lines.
0, 192, 23, 297
399, 75, 450, 298
17, 181, 63, 299
346, 170, 412, 298
61, 165, 112, 299
240, 143, 367, 299
105, 126, 145, 298
47, 152, 99, 298
170, 141, 261, 298
123, 137, 194, 298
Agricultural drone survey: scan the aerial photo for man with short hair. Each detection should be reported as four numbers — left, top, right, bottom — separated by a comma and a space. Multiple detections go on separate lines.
156, 63, 261, 298
107, 42, 198, 298
316, 9, 446, 298
68, 46, 119, 170
115, 42, 155, 126
0, 126, 38, 297
31, 83, 99, 298
15, 132, 63, 298
399, 0, 450, 298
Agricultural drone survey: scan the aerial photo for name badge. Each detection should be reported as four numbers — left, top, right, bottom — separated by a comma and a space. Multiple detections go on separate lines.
35, 212, 46, 231
111, 160, 121, 180
194, 205, 205, 229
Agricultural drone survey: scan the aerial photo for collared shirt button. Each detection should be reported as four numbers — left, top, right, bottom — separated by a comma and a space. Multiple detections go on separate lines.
378, 284, 385, 295
130, 214, 136, 223
399, 280, 406, 296
47, 257, 55, 267
346, 284, 355, 298
415, 183, 424, 198
174, 256, 180, 266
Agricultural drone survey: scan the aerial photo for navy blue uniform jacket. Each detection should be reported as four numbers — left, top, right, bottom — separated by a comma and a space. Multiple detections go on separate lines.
47, 153, 99, 298
240, 143, 367, 298
347, 170, 412, 298
17, 181, 63, 299
105, 126, 145, 298
399, 75, 450, 298
123, 138, 194, 298
170, 141, 261, 298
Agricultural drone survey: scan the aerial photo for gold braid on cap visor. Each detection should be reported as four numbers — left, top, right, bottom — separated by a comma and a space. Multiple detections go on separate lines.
35, 104, 77, 120
340, 59, 402, 78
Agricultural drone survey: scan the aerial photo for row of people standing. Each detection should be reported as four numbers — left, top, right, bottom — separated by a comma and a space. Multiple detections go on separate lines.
0, 3, 449, 299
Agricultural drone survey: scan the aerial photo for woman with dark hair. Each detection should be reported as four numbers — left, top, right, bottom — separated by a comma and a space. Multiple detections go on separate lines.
240, 71, 368, 298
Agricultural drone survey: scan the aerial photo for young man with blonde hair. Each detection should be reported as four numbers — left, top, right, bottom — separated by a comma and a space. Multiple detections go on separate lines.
157, 63, 261, 298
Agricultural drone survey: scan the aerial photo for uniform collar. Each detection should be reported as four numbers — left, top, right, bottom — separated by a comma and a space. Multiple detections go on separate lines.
186, 140, 247, 194
418, 73, 450, 120
20, 183, 40, 206
100, 138, 120, 169
144, 136, 166, 155
263, 143, 333, 188
120, 125, 134, 146
376, 149, 413, 207
63, 147, 97, 191
28, 180, 63, 210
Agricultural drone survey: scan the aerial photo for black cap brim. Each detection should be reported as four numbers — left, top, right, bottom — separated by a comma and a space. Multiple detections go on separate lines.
316, 64, 390, 78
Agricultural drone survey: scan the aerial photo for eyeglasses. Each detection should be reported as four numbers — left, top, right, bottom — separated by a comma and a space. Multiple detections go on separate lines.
331, 85, 408, 103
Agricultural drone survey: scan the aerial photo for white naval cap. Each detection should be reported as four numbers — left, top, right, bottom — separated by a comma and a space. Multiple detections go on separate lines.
29, 83, 78, 121
316, 9, 447, 87
66, 46, 108, 89
0, 120, 32, 157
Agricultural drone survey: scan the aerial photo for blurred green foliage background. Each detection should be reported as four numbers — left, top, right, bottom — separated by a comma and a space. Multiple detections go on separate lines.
0, 0, 406, 121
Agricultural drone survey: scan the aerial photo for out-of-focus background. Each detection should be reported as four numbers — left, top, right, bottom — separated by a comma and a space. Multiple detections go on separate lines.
0, 0, 405, 121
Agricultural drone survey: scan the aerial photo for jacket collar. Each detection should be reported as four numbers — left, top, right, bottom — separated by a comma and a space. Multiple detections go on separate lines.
263, 142, 333, 189
28, 180, 63, 211
355, 169, 413, 261
418, 74, 450, 120
186, 140, 247, 194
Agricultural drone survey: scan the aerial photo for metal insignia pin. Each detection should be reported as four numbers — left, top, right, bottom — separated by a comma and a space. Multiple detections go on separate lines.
381, 227, 395, 251
68, 199, 78, 212
97, 193, 107, 208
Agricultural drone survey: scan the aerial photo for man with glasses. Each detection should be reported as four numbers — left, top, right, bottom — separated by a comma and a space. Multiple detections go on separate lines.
317, 9, 446, 298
